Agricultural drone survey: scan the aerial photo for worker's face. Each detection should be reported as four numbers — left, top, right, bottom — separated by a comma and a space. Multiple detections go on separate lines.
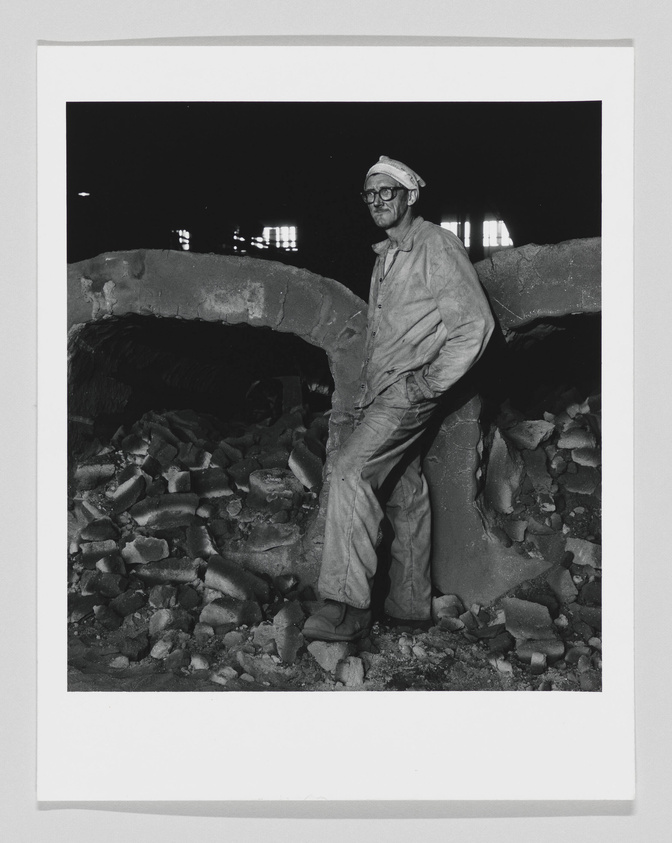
364, 173, 416, 230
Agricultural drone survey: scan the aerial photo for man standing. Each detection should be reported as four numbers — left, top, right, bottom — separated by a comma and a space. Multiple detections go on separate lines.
303, 156, 495, 642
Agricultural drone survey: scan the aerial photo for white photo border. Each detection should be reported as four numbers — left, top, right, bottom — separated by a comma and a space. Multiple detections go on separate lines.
37, 44, 634, 802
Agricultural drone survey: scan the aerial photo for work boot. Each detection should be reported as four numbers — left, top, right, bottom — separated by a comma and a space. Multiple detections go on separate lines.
303, 600, 372, 642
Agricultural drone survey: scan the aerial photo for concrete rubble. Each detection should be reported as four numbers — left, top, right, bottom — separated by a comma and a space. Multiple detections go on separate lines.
68, 387, 602, 692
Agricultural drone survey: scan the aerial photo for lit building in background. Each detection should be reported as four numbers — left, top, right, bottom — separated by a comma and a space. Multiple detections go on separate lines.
259, 225, 298, 252
173, 229, 191, 251
229, 224, 298, 255
440, 219, 471, 249
482, 218, 514, 254
441, 216, 513, 257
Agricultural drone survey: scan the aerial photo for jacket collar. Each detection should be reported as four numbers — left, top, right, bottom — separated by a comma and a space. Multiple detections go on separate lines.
372, 215, 424, 256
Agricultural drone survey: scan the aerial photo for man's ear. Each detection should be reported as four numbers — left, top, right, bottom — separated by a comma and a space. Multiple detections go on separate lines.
407, 188, 418, 206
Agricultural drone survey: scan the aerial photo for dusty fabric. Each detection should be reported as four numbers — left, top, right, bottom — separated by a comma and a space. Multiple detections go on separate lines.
320, 214, 494, 617
318, 378, 435, 619
364, 155, 427, 191
357, 216, 494, 408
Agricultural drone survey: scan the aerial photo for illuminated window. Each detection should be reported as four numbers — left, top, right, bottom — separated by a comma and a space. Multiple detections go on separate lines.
441, 219, 470, 248
259, 225, 298, 251
173, 229, 190, 251
483, 218, 513, 250
442, 217, 512, 254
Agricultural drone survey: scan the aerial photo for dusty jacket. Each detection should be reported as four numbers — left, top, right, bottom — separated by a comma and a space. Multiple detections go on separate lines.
357, 216, 495, 408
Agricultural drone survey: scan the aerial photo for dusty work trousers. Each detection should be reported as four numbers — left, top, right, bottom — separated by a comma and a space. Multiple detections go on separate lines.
318, 376, 438, 620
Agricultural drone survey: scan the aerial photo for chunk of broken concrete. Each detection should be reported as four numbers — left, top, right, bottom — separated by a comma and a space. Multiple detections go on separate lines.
501, 597, 558, 641
93, 604, 123, 630
150, 637, 174, 660
79, 570, 125, 598
529, 652, 547, 675
565, 537, 602, 568
515, 638, 565, 663
438, 617, 465, 632
79, 539, 118, 566
227, 458, 262, 492
148, 584, 177, 608
521, 448, 553, 493
134, 557, 201, 584
559, 467, 599, 495
95, 555, 127, 575
79, 517, 119, 542
245, 522, 300, 552
252, 622, 277, 654
546, 565, 580, 603
204, 554, 270, 603
110, 472, 146, 515
503, 520, 527, 543
148, 607, 194, 637
571, 447, 601, 468
275, 625, 304, 664
432, 594, 465, 621
288, 440, 324, 490
120, 433, 150, 456
74, 462, 116, 491
177, 584, 201, 610
190, 653, 210, 671
209, 665, 239, 686
579, 580, 602, 606
247, 468, 304, 510
557, 428, 596, 450
307, 640, 353, 673
484, 429, 525, 514
259, 447, 291, 470
186, 524, 219, 558
199, 596, 262, 628
67, 593, 98, 623
504, 420, 555, 450
109, 589, 146, 617
273, 601, 305, 629
163, 466, 191, 493
121, 535, 169, 565
130, 493, 199, 527
190, 467, 234, 498
570, 603, 602, 631
334, 656, 365, 687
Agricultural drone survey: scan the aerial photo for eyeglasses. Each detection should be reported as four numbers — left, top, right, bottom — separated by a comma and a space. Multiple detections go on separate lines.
360, 186, 407, 204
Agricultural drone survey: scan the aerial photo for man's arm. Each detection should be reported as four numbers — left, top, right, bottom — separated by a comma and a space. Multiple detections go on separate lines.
422, 237, 494, 395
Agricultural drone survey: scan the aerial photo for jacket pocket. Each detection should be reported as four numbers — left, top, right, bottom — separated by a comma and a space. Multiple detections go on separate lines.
405, 370, 436, 403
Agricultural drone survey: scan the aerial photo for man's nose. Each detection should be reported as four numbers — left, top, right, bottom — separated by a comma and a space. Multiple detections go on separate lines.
373, 192, 383, 206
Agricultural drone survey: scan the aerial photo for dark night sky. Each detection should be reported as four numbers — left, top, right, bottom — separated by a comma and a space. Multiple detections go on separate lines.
67, 101, 601, 300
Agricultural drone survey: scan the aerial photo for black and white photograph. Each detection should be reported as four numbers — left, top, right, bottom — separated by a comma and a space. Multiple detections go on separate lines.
36, 44, 634, 803
65, 99, 603, 695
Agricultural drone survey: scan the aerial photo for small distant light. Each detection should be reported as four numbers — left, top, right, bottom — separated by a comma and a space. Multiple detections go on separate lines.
78, 192, 90, 197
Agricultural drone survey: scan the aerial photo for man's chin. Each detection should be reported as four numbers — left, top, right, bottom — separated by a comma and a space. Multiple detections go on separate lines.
371, 213, 391, 229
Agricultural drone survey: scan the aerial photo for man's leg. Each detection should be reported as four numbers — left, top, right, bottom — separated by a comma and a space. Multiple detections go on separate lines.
306, 379, 436, 639
383, 455, 432, 621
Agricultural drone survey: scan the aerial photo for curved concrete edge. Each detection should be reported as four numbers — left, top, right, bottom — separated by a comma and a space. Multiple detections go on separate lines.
67, 249, 367, 582
475, 237, 601, 331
